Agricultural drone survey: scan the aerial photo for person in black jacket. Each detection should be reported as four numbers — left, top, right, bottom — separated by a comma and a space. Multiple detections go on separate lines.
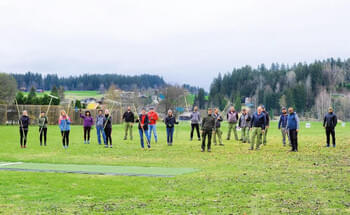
19, 110, 30, 148
201, 108, 215, 152
136, 108, 151, 149
261, 105, 270, 145
104, 109, 113, 148
122, 106, 135, 140
238, 108, 251, 143
164, 109, 179, 146
323, 107, 338, 147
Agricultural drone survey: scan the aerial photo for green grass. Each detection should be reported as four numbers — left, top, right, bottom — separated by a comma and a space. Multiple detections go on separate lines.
22, 90, 102, 99
0, 122, 349, 214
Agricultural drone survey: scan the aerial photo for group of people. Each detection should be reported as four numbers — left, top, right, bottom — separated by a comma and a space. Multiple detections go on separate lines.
17, 105, 338, 152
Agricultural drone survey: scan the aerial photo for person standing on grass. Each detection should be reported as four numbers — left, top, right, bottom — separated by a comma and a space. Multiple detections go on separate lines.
278, 107, 289, 147
287, 107, 300, 152
213, 108, 224, 146
148, 107, 159, 143
59, 110, 71, 149
261, 105, 270, 145
323, 107, 337, 148
96, 109, 107, 145
201, 108, 215, 152
19, 110, 30, 148
249, 106, 266, 150
164, 109, 178, 146
80, 110, 94, 144
190, 106, 201, 141
104, 109, 113, 148
136, 108, 151, 149
226, 106, 239, 141
38, 111, 48, 146
122, 106, 135, 140
238, 108, 251, 143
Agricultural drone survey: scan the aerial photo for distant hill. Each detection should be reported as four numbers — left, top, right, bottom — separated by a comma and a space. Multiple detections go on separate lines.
12, 73, 166, 91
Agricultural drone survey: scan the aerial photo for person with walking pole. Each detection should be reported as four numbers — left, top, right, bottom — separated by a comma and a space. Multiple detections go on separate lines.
164, 109, 178, 146
122, 106, 135, 140
261, 105, 270, 146
226, 106, 239, 141
201, 108, 215, 152
190, 106, 201, 141
323, 107, 337, 148
238, 108, 251, 144
249, 106, 266, 150
213, 108, 224, 146
278, 107, 289, 147
59, 110, 71, 149
38, 111, 48, 146
136, 108, 151, 149
104, 109, 113, 148
80, 110, 94, 144
287, 107, 300, 152
19, 110, 30, 148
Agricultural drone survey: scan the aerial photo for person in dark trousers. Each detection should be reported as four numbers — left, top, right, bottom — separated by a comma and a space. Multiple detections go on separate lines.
122, 106, 135, 140
323, 107, 337, 147
80, 110, 94, 144
59, 110, 71, 149
19, 110, 30, 148
278, 107, 289, 147
238, 108, 251, 143
164, 109, 179, 146
201, 108, 215, 152
213, 108, 224, 146
226, 106, 239, 141
287, 107, 300, 152
104, 109, 113, 148
38, 111, 48, 146
96, 110, 106, 145
249, 106, 266, 150
261, 105, 270, 145
136, 108, 151, 149
190, 106, 201, 141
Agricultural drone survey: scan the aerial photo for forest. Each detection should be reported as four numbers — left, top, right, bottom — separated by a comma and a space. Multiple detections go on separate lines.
12, 73, 166, 91
209, 58, 350, 120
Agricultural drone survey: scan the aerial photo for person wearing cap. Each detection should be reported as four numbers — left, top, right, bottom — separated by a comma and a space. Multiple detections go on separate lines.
286, 107, 300, 152
122, 106, 135, 140
238, 108, 251, 143
261, 105, 270, 145
213, 108, 224, 146
249, 106, 266, 150
148, 107, 159, 143
38, 111, 48, 146
323, 107, 337, 147
201, 108, 215, 152
278, 107, 289, 147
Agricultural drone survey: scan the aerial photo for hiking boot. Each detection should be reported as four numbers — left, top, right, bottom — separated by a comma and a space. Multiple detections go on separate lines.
201, 149, 205, 152
123, 137, 127, 140
104, 145, 109, 148
248, 148, 253, 150
207, 149, 211, 152
110, 145, 113, 148
198, 138, 201, 141
219, 143, 224, 146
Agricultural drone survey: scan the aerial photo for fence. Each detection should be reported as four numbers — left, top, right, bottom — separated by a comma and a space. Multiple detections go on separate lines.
0, 104, 124, 125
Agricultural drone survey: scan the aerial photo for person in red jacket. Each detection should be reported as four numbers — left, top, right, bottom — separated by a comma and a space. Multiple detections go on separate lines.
147, 107, 159, 143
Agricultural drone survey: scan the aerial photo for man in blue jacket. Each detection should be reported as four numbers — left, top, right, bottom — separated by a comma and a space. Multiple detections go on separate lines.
323, 107, 337, 147
287, 107, 300, 152
278, 107, 289, 147
249, 106, 266, 150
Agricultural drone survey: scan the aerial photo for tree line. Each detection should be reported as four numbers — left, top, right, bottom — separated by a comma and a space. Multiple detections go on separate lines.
209, 58, 350, 120
12, 72, 166, 91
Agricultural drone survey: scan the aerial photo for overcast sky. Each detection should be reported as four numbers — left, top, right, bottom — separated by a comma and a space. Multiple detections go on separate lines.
0, 0, 349, 89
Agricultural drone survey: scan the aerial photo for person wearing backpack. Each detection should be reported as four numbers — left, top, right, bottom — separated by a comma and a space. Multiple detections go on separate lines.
226, 106, 239, 141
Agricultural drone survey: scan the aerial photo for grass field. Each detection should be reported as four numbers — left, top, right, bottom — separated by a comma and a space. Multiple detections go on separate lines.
23, 90, 103, 99
0, 122, 349, 214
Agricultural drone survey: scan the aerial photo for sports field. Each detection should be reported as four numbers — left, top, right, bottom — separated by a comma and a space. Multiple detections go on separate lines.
0, 122, 349, 214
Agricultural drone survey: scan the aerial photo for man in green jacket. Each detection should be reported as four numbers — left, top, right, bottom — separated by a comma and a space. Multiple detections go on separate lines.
201, 108, 215, 152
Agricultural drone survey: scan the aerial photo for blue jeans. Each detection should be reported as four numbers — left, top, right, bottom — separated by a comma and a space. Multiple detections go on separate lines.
148, 124, 158, 143
96, 126, 106, 145
166, 127, 174, 144
139, 129, 150, 148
